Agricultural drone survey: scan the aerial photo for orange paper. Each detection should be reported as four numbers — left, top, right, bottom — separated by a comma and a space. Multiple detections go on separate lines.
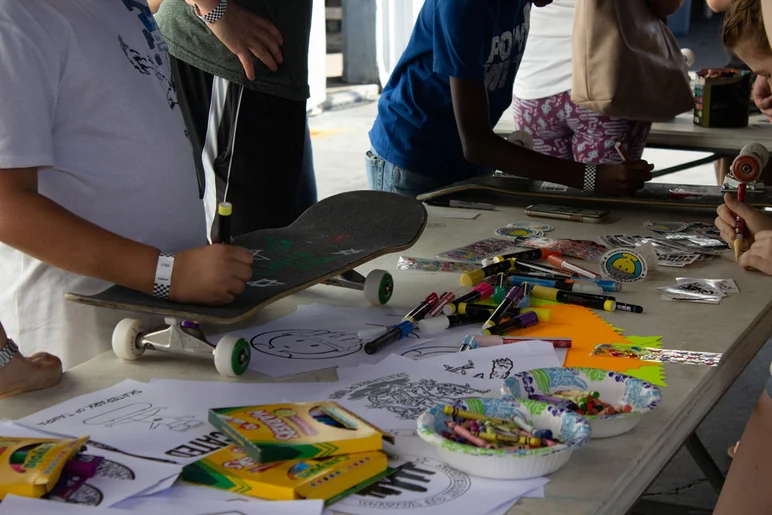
514, 300, 666, 386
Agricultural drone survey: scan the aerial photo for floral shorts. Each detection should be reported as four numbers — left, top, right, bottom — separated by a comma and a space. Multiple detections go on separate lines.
512, 91, 652, 165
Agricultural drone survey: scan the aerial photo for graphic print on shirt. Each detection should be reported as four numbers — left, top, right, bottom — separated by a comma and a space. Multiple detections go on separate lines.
118, 0, 178, 109
485, 4, 531, 91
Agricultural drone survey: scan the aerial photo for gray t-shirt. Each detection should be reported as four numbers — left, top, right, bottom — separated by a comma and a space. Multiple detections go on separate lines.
155, 0, 312, 101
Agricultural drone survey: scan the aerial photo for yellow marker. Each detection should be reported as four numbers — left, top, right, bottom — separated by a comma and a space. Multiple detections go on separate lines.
218, 202, 233, 244
530, 285, 615, 312
460, 259, 515, 287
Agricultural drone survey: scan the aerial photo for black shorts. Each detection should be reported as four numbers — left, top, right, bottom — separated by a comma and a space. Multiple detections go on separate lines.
170, 56, 307, 240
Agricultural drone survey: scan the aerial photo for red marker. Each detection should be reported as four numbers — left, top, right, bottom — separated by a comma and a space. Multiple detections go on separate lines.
735, 183, 746, 262
615, 142, 631, 162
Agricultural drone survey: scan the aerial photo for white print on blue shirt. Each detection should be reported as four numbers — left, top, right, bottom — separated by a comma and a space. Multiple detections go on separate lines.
119, 0, 178, 109
485, 4, 531, 92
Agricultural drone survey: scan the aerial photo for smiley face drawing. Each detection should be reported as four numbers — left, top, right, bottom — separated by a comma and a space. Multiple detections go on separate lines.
601, 251, 646, 282
250, 329, 363, 359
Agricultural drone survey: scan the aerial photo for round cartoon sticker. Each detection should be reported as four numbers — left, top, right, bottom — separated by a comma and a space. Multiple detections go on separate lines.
643, 221, 688, 233
506, 221, 555, 232
599, 249, 648, 283
495, 227, 543, 239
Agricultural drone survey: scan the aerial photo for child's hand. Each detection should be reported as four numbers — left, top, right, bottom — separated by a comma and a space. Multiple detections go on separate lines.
595, 161, 654, 196
739, 230, 772, 275
169, 245, 254, 305
752, 75, 772, 123
715, 193, 772, 248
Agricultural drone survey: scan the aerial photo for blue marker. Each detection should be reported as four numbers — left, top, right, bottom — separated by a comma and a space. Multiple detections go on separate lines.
458, 335, 480, 352
508, 275, 604, 295
574, 278, 622, 292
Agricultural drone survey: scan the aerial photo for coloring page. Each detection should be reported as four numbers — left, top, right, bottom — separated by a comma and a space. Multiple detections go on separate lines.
16, 379, 335, 465
0, 495, 324, 515
212, 304, 434, 378
398, 340, 562, 380
328, 355, 500, 438
0, 422, 180, 507
322, 455, 549, 515
114, 485, 256, 509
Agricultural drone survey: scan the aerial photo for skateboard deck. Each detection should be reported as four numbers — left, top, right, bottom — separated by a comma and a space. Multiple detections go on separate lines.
416, 174, 772, 208
66, 191, 427, 324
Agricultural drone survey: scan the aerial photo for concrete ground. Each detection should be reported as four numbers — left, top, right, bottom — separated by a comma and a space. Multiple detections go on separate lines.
307, 100, 772, 511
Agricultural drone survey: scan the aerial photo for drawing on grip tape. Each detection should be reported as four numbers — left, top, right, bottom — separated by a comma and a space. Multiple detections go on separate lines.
248, 249, 270, 261
250, 329, 364, 359
82, 403, 204, 432
246, 279, 285, 288
329, 375, 492, 421
332, 248, 365, 256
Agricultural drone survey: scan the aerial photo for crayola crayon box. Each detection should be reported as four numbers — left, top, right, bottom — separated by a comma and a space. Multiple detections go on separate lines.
208, 402, 394, 464
182, 445, 392, 503
0, 436, 89, 500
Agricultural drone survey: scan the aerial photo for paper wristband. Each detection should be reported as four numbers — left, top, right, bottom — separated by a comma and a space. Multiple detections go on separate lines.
153, 253, 175, 299
599, 248, 650, 283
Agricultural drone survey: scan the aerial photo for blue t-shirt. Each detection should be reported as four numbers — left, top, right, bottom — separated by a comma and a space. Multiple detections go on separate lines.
369, 0, 531, 181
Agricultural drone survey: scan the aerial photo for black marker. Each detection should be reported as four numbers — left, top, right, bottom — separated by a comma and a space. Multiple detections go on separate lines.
418, 311, 491, 335
218, 202, 232, 244
615, 302, 644, 313
365, 320, 414, 354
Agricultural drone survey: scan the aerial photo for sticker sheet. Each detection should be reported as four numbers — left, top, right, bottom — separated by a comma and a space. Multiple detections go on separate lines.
397, 256, 477, 273
494, 227, 543, 239
676, 277, 739, 294
436, 238, 519, 263
656, 281, 724, 304
591, 344, 721, 366
506, 221, 554, 232
519, 237, 608, 261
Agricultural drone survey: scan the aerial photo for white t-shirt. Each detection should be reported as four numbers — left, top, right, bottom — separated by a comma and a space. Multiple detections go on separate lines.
513, 0, 576, 100
0, 0, 207, 369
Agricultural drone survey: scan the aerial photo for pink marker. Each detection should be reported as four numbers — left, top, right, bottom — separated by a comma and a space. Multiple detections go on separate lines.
547, 255, 600, 280
474, 336, 572, 349
428, 292, 456, 318
615, 141, 631, 162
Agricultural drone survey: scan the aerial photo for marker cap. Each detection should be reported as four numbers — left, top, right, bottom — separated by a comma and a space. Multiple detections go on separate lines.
418, 316, 451, 335
461, 269, 484, 287
519, 311, 540, 328
493, 286, 507, 304
475, 283, 495, 299
523, 307, 551, 322
570, 282, 604, 294
218, 202, 232, 216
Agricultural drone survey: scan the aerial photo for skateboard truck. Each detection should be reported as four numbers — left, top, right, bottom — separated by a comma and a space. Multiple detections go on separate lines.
111, 318, 251, 377
722, 143, 769, 193
322, 269, 394, 306
721, 175, 765, 193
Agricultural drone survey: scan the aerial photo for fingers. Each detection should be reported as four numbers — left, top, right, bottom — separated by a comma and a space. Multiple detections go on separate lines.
723, 193, 756, 219
229, 246, 255, 265
232, 263, 253, 282
227, 278, 247, 296
739, 248, 765, 271
252, 15, 283, 45
252, 30, 283, 66
247, 45, 279, 72
238, 53, 256, 81
717, 204, 737, 228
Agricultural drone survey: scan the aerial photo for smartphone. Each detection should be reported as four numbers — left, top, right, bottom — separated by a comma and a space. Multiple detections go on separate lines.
524, 204, 609, 223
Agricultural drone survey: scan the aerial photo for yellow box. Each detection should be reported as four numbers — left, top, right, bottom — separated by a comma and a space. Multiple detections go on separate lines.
208, 402, 394, 464
0, 436, 89, 500
183, 445, 390, 503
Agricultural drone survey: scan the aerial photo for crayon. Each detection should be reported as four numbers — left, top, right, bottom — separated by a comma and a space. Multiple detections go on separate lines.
444, 283, 494, 314
442, 406, 510, 425
556, 390, 600, 399
480, 311, 540, 335
446, 421, 493, 449
461, 259, 516, 287
529, 394, 578, 410
468, 431, 542, 447
403, 293, 439, 323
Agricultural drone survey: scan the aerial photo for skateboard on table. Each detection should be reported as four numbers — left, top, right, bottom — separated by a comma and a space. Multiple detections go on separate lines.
416, 173, 772, 208
66, 191, 427, 377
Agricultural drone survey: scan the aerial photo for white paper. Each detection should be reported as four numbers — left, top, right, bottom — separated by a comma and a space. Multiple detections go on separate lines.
16, 379, 335, 465
114, 484, 255, 508
0, 495, 324, 515
322, 455, 549, 515
398, 340, 561, 381
328, 355, 501, 438
212, 304, 432, 378
485, 498, 520, 515
0, 422, 180, 507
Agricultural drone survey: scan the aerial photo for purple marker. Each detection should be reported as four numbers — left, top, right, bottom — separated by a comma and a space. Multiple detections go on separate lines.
481, 311, 539, 336
482, 286, 524, 330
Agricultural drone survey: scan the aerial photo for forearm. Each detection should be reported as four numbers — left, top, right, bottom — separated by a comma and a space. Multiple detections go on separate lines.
0, 192, 158, 294
647, 0, 684, 17
714, 390, 772, 515
462, 133, 586, 189
148, 0, 164, 14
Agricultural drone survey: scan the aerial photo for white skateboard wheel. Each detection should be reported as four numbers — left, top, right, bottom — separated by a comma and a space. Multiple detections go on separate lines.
681, 48, 695, 68
364, 269, 393, 305
214, 335, 251, 377
739, 142, 770, 168
112, 318, 146, 360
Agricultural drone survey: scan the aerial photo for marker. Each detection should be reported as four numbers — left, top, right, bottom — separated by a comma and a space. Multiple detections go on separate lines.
493, 273, 507, 303
482, 286, 524, 329
473, 335, 571, 348
458, 335, 478, 352
444, 283, 494, 314
403, 293, 439, 323
428, 292, 455, 318
615, 302, 643, 314
575, 278, 622, 293
530, 285, 615, 312
419, 311, 492, 334
357, 326, 388, 339
546, 255, 600, 280
218, 202, 232, 244
513, 260, 573, 278
488, 248, 560, 264
542, 288, 616, 302
480, 311, 540, 335
364, 320, 413, 354
455, 303, 551, 322
461, 259, 516, 287
735, 182, 747, 261
425, 199, 496, 211
615, 141, 631, 162
507, 275, 603, 295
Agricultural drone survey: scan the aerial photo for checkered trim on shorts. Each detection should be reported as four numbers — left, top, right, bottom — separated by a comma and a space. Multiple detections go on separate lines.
195, 0, 227, 24
583, 165, 597, 193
